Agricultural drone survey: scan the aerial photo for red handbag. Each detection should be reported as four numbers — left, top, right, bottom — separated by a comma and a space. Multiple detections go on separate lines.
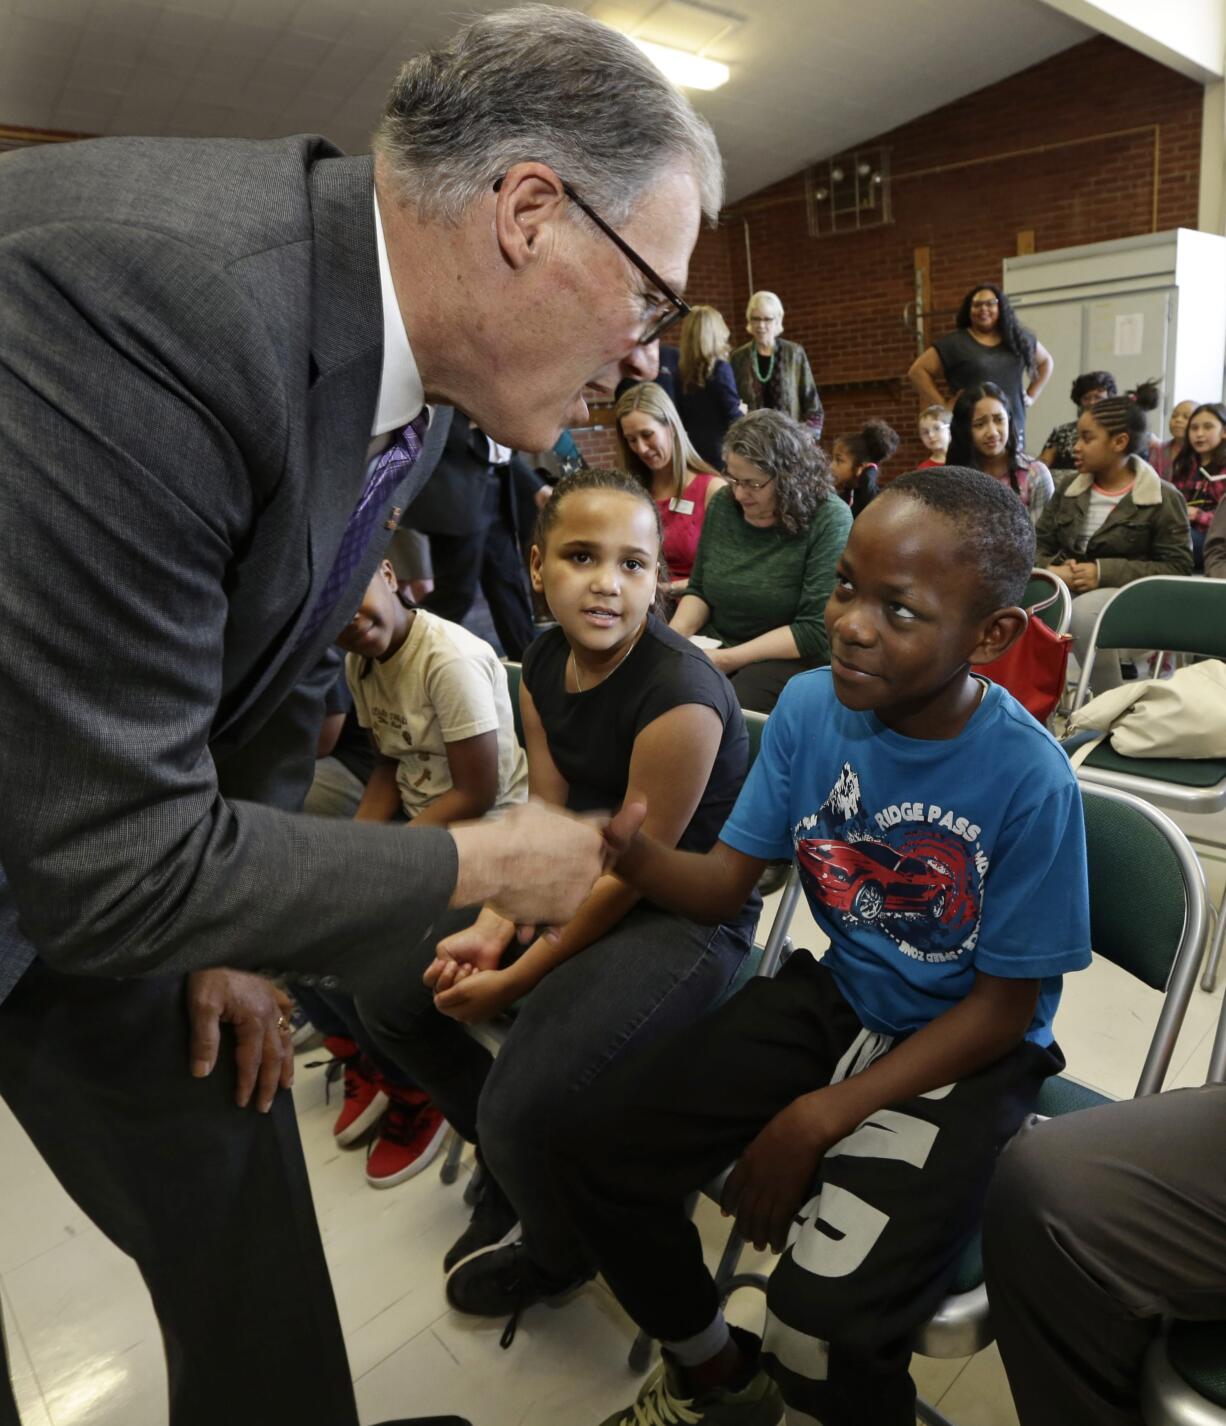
979, 614, 1072, 724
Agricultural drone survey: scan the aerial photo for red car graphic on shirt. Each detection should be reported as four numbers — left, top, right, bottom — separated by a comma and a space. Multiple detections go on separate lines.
796, 837, 960, 925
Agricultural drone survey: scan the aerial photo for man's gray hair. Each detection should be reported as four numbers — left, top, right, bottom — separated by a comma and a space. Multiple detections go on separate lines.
373, 5, 723, 226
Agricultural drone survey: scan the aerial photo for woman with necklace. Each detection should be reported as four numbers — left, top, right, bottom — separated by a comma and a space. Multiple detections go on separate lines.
909, 282, 1053, 450
730, 290, 824, 437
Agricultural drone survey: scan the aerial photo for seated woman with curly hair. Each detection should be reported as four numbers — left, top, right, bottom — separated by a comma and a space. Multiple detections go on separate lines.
670, 409, 852, 712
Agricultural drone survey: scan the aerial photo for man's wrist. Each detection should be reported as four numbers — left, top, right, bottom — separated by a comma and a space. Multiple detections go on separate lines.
449, 820, 503, 908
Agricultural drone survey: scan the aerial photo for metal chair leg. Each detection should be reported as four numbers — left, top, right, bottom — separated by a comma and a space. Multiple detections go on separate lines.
438, 1127, 465, 1185
1202, 892, 1225, 993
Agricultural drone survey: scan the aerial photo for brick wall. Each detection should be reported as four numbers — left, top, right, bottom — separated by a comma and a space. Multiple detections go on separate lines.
670, 35, 1203, 474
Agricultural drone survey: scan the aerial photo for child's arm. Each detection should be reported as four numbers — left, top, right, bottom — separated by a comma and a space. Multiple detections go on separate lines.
353, 757, 404, 822
410, 731, 500, 828
431, 703, 750, 1021
722, 971, 1039, 1254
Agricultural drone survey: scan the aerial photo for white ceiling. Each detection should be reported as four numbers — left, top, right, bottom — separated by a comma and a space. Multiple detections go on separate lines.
0, 0, 1091, 202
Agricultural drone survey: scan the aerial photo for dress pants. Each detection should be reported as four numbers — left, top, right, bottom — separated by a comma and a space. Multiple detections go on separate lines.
984, 1086, 1226, 1426
0, 961, 359, 1426
424, 464, 535, 660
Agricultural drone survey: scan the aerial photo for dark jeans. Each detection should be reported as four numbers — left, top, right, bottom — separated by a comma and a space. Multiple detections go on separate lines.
293, 981, 417, 1090
424, 466, 535, 660
555, 954, 1059, 1426
984, 1085, 1226, 1426
0, 962, 358, 1426
354, 900, 756, 1276
730, 655, 824, 714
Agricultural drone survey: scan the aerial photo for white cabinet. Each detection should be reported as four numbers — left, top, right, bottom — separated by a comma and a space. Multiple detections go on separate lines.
1004, 229, 1226, 461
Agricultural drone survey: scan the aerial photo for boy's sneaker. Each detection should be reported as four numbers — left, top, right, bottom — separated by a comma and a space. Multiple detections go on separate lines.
324, 1037, 389, 1147
598, 1330, 783, 1426
365, 1088, 448, 1188
443, 1165, 520, 1272
445, 1241, 590, 1347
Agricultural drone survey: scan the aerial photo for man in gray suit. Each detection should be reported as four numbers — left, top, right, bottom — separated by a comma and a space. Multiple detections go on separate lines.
0, 6, 722, 1424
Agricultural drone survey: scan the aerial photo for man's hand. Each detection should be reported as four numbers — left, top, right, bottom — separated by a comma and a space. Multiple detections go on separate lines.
187, 969, 295, 1113
720, 1094, 847, 1253
449, 800, 611, 926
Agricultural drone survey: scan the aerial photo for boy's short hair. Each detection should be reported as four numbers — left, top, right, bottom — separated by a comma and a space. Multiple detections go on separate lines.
918, 404, 952, 428
884, 466, 1035, 615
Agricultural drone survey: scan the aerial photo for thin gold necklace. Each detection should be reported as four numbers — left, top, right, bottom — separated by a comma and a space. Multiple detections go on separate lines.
571, 625, 644, 692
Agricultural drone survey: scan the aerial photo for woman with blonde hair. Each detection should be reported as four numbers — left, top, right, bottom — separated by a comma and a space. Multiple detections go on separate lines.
615, 381, 725, 590
730, 290, 824, 436
674, 305, 745, 467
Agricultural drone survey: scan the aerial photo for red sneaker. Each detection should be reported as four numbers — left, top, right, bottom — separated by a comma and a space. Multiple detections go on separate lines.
365, 1088, 449, 1189
326, 1038, 389, 1147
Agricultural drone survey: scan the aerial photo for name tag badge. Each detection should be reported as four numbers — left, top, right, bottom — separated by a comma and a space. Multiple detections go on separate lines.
669, 497, 695, 515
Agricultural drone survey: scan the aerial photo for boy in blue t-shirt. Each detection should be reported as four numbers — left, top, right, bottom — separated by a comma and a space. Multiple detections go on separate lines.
560, 468, 1091, 1426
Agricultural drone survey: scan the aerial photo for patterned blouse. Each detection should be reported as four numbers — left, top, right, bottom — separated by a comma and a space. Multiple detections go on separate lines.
730, 338, 823, 435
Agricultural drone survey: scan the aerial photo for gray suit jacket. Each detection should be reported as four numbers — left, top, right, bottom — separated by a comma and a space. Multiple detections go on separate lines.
0, 134, 459, 996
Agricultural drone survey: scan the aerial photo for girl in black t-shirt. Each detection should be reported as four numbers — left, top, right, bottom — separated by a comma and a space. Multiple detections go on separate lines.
417, 469, 759, 1319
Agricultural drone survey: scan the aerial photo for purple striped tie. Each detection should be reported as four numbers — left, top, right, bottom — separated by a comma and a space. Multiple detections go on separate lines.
297, 411, 428, 648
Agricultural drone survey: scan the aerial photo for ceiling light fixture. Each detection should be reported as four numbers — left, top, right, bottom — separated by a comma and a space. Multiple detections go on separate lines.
630, 38, 730, 90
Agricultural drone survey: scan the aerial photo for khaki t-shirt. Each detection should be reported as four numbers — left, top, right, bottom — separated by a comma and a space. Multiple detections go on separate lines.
345, 610, 528, 819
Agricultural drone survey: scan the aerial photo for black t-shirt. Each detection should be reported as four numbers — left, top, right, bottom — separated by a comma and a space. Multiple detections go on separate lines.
522, 614, 747, 855
324, 670, 378, 784
935, 328, 1029, 443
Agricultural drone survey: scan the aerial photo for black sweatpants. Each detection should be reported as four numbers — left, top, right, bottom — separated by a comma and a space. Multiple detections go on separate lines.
558, 953, 1059, 1426
0, 962, 359, 1426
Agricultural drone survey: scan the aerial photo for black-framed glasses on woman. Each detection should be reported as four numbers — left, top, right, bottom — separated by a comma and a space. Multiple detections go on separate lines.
493, 174, 690, 345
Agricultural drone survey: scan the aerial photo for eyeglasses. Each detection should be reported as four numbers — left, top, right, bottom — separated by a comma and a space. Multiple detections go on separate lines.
493, 174, 690, 345
723, 472, 775, 492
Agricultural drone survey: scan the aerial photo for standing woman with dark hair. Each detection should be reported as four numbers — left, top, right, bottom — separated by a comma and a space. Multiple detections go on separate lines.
1170, 402, 1226, 568
908, 282, 1053, 447
670, 409, 851, 712
1038, 370, 1117, 472
1035, 382, 1193, 689
947, 382, 1055, 525
673, 305, 746, 467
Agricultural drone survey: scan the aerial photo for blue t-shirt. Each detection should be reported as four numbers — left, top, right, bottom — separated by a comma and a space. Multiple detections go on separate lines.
721, 669, 1091, 1044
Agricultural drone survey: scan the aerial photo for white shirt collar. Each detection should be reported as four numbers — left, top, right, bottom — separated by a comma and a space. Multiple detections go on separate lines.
371, 187, 425, 437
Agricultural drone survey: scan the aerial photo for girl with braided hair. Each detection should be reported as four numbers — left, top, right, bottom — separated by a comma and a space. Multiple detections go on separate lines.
1034, 380, 1193, 690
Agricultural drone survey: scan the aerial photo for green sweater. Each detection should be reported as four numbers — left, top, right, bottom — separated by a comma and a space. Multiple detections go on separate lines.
684, 487, 852, 660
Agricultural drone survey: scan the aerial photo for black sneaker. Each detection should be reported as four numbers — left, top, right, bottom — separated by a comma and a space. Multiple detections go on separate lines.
445, 1241, 589, 1347
443, 1166, 520, 1273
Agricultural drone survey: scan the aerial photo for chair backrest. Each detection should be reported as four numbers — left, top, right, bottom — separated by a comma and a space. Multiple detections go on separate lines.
743, 708, 768, 768
1080, 782, 1208, 1094
504, 661, 525, 746
1023, 568, 1072, 636
1088, 576, 1226, 659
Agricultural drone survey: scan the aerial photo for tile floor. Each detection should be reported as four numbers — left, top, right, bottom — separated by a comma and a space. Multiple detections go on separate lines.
3, 842, 1224, 1426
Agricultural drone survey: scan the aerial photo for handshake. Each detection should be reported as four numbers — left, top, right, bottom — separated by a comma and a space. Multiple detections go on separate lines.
447, 798, 646, 928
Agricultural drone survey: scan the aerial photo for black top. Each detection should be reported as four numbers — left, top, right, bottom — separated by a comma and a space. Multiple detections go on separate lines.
522, 614, 747, 855
674, 357, 742, 468
324, 668, 379, 784
934, 329, 1029, 444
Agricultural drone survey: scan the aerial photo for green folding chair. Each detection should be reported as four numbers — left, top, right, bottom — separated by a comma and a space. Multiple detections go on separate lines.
1136, 994, 1226, 1425
912, 783, 1208, 1425
1069, 576, 1226, 990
